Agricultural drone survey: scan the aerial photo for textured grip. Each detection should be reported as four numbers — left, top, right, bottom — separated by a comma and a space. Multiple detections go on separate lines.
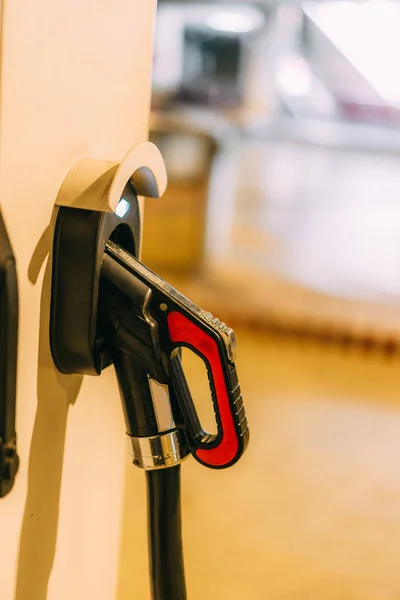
167, 311, 248, 469
228, 365, 249, 442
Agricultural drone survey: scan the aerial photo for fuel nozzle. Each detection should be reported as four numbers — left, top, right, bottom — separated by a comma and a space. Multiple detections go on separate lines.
100, 240, 249, 470
98, 255, 189, 470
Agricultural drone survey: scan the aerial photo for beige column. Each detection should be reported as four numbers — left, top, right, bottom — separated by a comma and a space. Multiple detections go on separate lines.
0, 1, 157, 598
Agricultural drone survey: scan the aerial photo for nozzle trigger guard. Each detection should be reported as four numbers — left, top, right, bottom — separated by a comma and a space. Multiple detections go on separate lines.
167, 311, 249, 469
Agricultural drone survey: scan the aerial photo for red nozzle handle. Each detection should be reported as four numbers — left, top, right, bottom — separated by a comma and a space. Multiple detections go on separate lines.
167, 311, 248, 469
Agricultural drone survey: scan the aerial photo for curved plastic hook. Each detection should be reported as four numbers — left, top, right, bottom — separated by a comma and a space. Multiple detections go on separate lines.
55, 141, 167, 213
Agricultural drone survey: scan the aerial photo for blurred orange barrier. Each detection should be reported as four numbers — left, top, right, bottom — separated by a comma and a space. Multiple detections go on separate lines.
142, 121, 217, 273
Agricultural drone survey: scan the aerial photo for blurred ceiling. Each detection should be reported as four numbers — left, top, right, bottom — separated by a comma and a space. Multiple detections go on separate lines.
157, 0, 318, 4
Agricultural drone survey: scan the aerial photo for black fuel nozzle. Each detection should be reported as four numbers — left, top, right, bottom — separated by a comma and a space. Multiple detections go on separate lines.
99, 241, 249, 471
97, 258, 189, 470
0, 209, 19, 497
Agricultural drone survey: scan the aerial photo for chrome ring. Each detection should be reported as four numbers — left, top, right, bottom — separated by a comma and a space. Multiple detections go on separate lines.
128, 429, 189, 470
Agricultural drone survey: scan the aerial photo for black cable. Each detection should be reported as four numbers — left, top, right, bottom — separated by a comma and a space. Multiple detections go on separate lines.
146, 465, 187, 600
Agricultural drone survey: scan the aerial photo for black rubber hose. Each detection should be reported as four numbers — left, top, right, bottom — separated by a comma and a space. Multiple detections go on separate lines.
146, 466, 187, 600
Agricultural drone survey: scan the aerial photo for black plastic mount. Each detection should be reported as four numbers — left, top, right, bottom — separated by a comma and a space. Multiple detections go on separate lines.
0, 209, 19, 497
50, 183, 141, 376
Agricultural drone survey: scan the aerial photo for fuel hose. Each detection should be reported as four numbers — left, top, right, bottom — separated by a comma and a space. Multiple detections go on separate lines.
146, 466, 186, 600
111, 348, 187, 599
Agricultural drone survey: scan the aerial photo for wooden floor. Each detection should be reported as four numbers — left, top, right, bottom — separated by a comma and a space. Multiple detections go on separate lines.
118, 331, 400, 599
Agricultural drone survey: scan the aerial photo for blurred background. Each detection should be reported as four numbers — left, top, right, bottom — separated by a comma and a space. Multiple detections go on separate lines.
144, 0, 400, 343
120, 1, 400, 598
